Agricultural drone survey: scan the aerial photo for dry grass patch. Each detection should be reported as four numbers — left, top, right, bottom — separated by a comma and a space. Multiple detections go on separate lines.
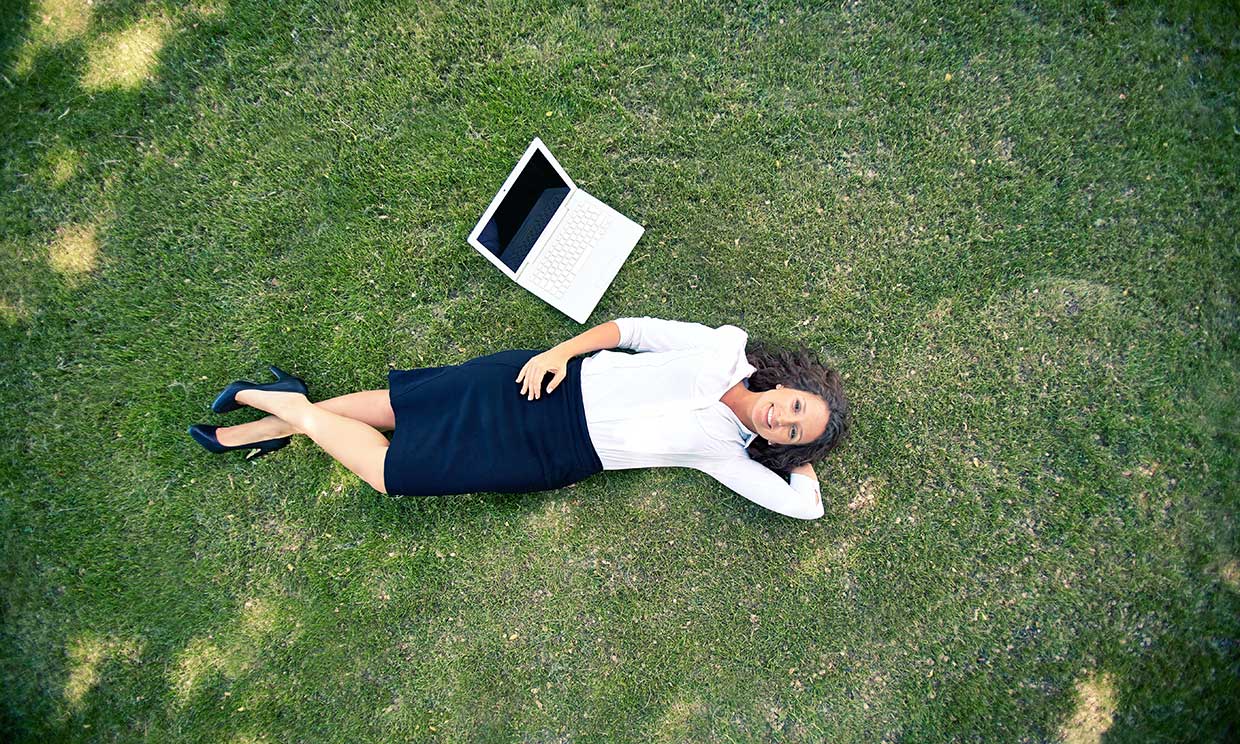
798, 538, 855, 579
631, 489, 668, 515
523, 498, 577, 537
654, 695, 707, 742
848, 477, 882, 511
194, 1, 228, 18
797, 545, 832, 576
48, 222, 99, 279
1059, 672, 1117, 744
994, 137, 1015, 163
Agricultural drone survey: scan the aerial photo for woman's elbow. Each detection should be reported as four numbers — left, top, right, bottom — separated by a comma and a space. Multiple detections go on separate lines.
788, 500, 824, 520
801, 506, 825, 521
789, 487, 824, 520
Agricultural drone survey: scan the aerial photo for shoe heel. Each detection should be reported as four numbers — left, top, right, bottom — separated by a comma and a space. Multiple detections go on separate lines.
190, 423, 290, 459
212, 366, 307, 413
189, 423, 228, 453
267, 365, 308, 396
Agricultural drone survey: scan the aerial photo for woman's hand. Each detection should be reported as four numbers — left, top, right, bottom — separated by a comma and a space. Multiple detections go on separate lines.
513, 321, 620, 401
516, 347, 573, 400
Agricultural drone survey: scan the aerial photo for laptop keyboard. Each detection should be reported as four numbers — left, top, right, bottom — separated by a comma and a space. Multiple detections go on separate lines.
502, 187, 570, 272
527, 201, 611, 298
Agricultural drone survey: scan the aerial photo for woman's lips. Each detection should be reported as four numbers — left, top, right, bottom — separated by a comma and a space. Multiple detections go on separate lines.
766, 403, 774, 429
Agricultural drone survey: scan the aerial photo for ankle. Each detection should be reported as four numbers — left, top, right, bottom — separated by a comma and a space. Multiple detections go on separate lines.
263, 418, 297, 438
236, 388, 307, 412
216, 417, 295, 447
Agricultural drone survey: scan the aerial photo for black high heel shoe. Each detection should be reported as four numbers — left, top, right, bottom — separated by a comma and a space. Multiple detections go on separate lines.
211, 365, 308, 414
188, 424, 291, 460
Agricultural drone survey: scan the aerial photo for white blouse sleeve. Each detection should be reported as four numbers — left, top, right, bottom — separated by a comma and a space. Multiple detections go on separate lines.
613, 317, 744, 353
694, 455, 824, 520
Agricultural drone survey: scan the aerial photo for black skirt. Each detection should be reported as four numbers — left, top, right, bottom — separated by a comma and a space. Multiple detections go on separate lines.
383, 350, 603, 496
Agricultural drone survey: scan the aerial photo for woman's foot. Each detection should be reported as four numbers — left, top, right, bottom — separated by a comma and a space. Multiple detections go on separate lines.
234, 387, 308, 412
232, 389, 315, 434
212, 366, 308, 413
188, 424, 291, 459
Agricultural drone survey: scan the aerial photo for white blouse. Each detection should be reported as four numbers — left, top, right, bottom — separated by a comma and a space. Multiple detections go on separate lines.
578, 317, 825, 520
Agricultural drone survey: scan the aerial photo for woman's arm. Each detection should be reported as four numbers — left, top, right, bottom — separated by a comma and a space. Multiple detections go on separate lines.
613, 317, 743, 353
516, 321, 621, 400
556, 320, 621, 358
697, 456, 824, 520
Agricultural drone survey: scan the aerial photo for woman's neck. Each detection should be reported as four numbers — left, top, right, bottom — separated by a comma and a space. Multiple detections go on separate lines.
720, 381, 758, 432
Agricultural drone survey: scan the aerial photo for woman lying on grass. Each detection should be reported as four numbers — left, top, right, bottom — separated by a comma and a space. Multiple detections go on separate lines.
189, 317, 850, 519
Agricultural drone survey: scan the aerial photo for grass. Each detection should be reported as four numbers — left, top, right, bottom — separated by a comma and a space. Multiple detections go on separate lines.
1, 0, 1237, 740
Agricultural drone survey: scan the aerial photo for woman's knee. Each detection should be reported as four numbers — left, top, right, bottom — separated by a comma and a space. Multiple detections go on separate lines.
315, 390, 396, 431
363, 448, 388, 494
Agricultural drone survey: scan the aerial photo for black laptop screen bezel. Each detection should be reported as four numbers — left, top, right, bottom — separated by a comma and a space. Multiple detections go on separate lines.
477, 150, 570, 267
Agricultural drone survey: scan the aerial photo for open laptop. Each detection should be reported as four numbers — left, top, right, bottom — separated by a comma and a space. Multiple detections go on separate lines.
467, 137, 645, 323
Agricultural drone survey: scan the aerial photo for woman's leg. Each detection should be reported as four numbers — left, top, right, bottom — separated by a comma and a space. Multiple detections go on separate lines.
215, 390, 394, 446
233, 388, 390, 493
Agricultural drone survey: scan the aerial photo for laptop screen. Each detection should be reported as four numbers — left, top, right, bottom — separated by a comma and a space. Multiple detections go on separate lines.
477, 150, 570, 271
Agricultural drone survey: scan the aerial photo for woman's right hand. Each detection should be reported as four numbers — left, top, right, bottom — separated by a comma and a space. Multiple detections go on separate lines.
516, 347, 573, 400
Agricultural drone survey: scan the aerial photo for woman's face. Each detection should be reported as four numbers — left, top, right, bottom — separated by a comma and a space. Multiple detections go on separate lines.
750, 385, 830, 445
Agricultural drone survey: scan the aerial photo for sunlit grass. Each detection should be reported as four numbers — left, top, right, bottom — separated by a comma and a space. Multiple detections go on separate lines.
1219, 558, 1240, 593
170, 637, 231, 704
45, 144, 80, 186
82, 15, 169, 91
0, 297, 24, 325
1059, 672, 1118, 744
11, 0, 91, 75
34, 0, 91, 42
64, 635, 140, 711
47, 221, 98, 279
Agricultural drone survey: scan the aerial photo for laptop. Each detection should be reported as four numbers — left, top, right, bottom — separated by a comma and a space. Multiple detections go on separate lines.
467, 137, 645, 323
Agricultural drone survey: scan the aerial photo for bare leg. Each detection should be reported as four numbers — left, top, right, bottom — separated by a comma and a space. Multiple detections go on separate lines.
234, 389, 390, 493
216, 390, 394, 446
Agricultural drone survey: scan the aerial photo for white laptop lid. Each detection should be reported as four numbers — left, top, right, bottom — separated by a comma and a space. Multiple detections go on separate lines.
467, 138, 577, 279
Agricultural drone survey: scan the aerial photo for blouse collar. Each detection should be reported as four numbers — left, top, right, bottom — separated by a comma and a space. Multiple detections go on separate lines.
718, 377, 758, 446
707, 336, 760, 447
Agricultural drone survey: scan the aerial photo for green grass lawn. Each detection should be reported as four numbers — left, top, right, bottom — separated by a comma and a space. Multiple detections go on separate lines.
2, 0, 1237, 740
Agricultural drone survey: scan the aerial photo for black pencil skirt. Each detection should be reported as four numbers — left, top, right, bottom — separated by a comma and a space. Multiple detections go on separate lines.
382, 350, 604, 496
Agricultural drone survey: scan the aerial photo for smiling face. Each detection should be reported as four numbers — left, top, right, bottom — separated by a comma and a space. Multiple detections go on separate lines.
748, 384, 831, 445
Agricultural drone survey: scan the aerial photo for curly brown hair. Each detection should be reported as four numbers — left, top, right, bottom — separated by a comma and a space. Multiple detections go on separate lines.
744, 341, 850, 476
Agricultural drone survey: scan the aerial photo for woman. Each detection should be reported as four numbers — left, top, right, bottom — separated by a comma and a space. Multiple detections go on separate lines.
189, 317, 850, 519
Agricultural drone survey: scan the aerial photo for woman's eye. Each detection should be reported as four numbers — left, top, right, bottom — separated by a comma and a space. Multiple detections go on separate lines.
791, 427, 798, 441
795, 400, 801, 412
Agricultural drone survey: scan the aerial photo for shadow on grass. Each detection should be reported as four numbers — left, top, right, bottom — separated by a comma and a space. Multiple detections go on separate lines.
0, 1, 273, 738
0, 4, 153, 336
0, 0, 32, 64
